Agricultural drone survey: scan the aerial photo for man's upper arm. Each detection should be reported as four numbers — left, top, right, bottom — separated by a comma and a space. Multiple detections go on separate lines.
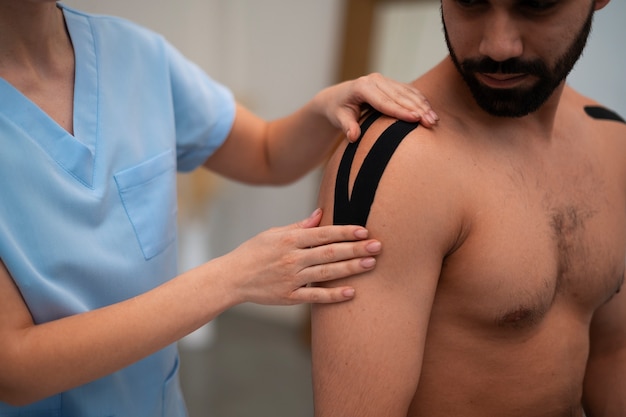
311, 129, 461, 417
583, 281, 626, 415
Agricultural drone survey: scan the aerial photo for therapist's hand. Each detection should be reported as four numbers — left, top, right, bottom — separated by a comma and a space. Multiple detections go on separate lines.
218, 209, 381, 305
314, 72, 439, 142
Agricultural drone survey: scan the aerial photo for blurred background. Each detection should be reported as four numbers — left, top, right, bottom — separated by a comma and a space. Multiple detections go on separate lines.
61, 1, 626, 416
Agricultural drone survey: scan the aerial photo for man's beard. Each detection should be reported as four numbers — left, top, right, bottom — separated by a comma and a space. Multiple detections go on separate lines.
443, 4, 594, 118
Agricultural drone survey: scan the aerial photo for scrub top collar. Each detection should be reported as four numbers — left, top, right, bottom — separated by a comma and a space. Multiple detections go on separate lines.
0, 4, 99, 187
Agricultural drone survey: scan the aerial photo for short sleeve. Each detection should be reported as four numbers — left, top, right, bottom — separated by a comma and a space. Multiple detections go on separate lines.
164, 41, 236, 172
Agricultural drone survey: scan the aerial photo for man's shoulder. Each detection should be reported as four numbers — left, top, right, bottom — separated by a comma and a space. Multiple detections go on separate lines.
562, 86, 626, 126
342, 112, 457, 187
321, 110, 460, 227
584, 105, 626, 124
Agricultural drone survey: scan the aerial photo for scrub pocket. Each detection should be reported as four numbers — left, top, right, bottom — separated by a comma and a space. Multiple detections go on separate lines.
115, 150, 177, 260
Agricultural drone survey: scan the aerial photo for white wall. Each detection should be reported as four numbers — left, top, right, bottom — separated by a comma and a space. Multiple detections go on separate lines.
370, 0, 447, 82
568, 0, 626, 117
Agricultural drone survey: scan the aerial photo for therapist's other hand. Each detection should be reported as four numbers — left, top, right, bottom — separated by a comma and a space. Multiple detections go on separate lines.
316, 72, 439, 142
219, 209, 380, 305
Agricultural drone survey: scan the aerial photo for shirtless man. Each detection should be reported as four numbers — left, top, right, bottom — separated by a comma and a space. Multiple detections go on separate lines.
311, 0, 626, 416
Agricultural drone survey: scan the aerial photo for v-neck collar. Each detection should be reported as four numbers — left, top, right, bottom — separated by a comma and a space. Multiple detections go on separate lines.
0, 4, 98, 188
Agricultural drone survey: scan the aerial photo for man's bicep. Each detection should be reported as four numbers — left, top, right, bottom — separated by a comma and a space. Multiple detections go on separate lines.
311, 266, 439, 417
311, 179, 449, 416
588, 283, 626, 357
311, 125, 463, 416
583, 283, 626, 413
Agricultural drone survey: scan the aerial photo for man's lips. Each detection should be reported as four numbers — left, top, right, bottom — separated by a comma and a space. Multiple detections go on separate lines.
476, 72, 529, 88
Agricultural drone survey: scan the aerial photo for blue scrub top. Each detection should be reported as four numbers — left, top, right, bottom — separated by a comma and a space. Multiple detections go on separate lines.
0, 3, 235, 416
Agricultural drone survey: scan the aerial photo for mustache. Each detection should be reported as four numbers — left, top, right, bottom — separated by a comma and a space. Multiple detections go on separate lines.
461, 57, 549, 77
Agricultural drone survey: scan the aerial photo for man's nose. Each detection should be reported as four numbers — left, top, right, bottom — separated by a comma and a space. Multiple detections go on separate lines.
478, 12, 523, 64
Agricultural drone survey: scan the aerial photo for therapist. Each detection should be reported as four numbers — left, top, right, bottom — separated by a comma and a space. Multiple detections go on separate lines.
0, 1, 437, 416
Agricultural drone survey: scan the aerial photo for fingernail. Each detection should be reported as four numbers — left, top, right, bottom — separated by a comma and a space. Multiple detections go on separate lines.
354, 228, 368, 239
309, 208, 321, 218
360, 257, 376, 268
366, 241, 382, 253
342, 288, 356, 298
430, 110, 439, 121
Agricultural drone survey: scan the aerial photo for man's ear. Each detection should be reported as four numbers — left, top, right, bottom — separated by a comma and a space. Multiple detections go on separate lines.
594, 0, 610, 11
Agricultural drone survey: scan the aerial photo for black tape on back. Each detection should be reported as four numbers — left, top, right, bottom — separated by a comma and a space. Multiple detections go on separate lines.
334, 112, 420, 226
584, 106, 626, 124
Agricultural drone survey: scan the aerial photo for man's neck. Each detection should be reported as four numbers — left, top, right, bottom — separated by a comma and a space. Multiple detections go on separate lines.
419, 58, 565, 143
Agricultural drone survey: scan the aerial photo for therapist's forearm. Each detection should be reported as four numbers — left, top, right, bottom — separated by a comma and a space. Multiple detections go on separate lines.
0, 262, 238, 406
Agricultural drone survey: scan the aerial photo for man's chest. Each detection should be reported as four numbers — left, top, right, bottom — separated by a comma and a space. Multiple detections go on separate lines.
440, 157, 626, 328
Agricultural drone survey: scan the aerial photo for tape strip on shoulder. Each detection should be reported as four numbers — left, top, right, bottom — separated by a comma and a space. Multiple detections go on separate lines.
334, 112, 420, 226
584, 105, 626, 124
